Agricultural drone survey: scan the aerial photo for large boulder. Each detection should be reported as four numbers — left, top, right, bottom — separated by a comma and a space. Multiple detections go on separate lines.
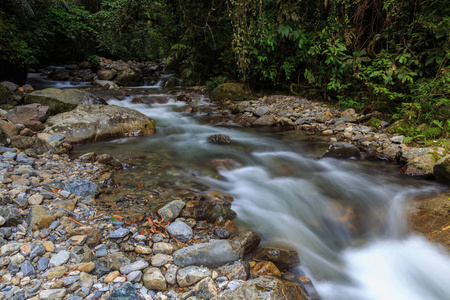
396, 147, 445, 165
5, 104, 50, 131
44, 104, 155, 143
410, 191, 450, 252
400, 154, 436, 178
0, 82, 13, 104
97, 69, 117, 81
115, 68, 144, 86
173, 240, 243, 269
434, 155, 450, 185
23, 88, 107, 114
209, 83, 248, 102
218, 275, 315, 300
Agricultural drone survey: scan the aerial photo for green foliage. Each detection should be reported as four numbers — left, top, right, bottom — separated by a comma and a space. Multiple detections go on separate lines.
205, 76, 229, 92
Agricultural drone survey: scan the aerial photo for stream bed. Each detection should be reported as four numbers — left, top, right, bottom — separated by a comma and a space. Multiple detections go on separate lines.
33, 75, 450, 299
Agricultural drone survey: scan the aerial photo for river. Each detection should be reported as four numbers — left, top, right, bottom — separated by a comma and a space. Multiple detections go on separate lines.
31, 75, 450, 299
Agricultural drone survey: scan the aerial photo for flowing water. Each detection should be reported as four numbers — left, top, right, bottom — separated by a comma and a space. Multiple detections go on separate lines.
34, 76, 450, 299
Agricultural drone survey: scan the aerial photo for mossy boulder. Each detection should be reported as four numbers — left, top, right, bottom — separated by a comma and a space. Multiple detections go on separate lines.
24, 88, 107, 114
209, 83, 249, 102
400, 153, 436, 178
115, 68, 144, 86
387, 119, 410, 134
44, 104, 155, 143
0, 82, 13, 104
434, 155, 450, 185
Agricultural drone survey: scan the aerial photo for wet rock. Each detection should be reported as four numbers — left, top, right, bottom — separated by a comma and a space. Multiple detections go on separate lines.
253, 115, 277, 127
216, 260, 250, 281
180, 201, 237, 222
44, 104, 156, 143
115, 68, 144, 86
173, 240, 243, 268
98, 69, 118, 81
143, 267, 166, 290
252, 247, 300, 270
433, 155, 450, 185
211, 159, 243, 171
231, 231, 261, 254
28, 205, 55, 230
209, 83, 248, 102
411, 191, 450, 251
321, 142, 361, 158
0, 206, 22, 227
184, 277, 217, 299
64, 179, 98, 199
207, 134, 231, 145
166, 221, 193, 242
401, 154, 436, 178
97, 153, 123, 169
251, 261, 281, 277
218, 275, 312, 300
24, 88, 106, 114
157, 200, 185, 222
111, 282, 139, 300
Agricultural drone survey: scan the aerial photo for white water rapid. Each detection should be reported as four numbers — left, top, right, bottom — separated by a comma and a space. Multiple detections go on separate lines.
103, 95, 450, 300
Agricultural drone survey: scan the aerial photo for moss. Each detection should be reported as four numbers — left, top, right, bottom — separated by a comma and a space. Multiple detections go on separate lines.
24, 94, 77, 114
209, 83, 249, 102
387, 119, 411, 134
365, 117, 381, 127
0, 82, 13, 104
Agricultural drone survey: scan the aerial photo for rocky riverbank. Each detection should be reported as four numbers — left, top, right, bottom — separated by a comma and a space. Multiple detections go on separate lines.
207, 83, 450, 185
0, 146, 317, 300
1, 74, 319, 299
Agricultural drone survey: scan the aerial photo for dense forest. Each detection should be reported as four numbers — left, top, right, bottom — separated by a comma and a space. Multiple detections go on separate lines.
1, 0, 449, 142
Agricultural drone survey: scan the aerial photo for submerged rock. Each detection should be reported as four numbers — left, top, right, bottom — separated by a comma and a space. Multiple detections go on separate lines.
411, 191, 450, 252
44, 104, 155, 143
24, 88, 107, 114
207, 134, 231, 144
